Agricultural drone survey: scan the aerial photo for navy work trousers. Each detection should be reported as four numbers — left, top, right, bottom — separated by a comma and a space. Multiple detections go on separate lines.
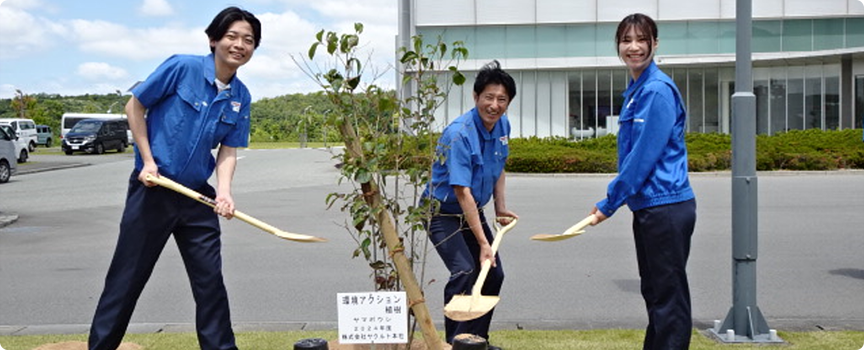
632, 199, 697, 350
89, 172, 237, 350
427, 210, 504, 344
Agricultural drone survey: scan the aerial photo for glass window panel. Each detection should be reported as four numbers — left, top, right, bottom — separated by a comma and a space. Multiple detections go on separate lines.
612, 69, 627, 118
582, 70, 599, 134
567, 24, 597, 57
688, 69, 704, 133
475, 26, 506, 60
768, 67, 787, 135
660, 22, 688, 55
704, 68, 720, 133
804, 65, 822, 130
856, 76, 864, 130
753, 20, 782, 53
596, 23, 619, 57
825, 74, 839, 130
597, 70, 612, 133
787, 67, 804, 130
506, 26, 536, 59
718, 21, 736, 54
672, 69, 689, 120
848, 18, 864, 48
688, 21, 719, 55
568, 71, 586, 139
813, 19, 844, 51
538, 25, 567, 58
782, 19, 812, 52
755, 78, 770, 134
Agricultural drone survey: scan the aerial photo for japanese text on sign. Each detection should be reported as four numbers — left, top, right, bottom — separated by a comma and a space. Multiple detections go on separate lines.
337, 291, 408, 344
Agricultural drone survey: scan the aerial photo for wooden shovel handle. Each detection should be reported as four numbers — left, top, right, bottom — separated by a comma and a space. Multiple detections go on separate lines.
563, 214, 596, 236
144, 174, 327, 243
471, 218, 518, 296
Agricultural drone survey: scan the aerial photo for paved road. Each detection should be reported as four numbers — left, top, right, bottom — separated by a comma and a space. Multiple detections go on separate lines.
1, 148, 863, 336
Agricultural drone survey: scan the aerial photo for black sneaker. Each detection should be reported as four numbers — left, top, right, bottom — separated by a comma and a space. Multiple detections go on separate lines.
488, 346, 502, 350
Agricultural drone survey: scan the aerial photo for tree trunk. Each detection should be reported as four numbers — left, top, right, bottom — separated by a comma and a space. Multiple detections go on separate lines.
339, 120, 442, 350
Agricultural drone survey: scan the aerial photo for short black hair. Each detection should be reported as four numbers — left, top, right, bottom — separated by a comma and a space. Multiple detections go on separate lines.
205, 6, 262, 53
615, 13, 658, 57
473, 60, 516, 101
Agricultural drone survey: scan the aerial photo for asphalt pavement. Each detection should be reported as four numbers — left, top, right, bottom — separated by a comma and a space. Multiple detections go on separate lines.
1, 148, 863, 338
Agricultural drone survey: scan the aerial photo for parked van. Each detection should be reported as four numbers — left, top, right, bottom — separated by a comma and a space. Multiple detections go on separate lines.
0, 124, 28, 163
62, 118, 129, 155
36, 125, 53, 147
0, 126, 18, 183
0, 118, 38, 152
61, 113, 132, 145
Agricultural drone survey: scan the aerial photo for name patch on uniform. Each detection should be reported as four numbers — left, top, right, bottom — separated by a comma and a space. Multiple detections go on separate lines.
499, 136, 508, 145
232, 101, 242, 113
634, 118, 645, 123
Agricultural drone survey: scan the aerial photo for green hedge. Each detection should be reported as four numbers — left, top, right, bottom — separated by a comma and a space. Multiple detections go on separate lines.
506, 129, 864, 173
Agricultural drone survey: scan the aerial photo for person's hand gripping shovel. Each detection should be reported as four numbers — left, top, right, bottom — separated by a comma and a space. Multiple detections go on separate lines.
443, 217, 518, 322
145, 174, 327, 243
529, 214, 596, 242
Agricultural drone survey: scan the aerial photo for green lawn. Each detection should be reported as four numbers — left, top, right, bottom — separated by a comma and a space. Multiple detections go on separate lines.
1, 329, 862, 350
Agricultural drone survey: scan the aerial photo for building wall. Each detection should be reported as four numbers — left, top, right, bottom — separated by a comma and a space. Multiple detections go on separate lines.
416, 0, 864, 26
410, 0, 864, 137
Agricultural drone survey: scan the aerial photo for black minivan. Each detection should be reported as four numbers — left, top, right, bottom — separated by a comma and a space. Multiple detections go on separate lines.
62, 118, 129, 155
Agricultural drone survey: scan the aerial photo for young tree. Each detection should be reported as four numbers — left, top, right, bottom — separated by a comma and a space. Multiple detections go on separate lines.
300, 23, 467, 349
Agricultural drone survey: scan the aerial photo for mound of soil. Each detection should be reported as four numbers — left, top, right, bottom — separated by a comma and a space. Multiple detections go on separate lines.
326, 339, 452, 350
31, 341, 142, 350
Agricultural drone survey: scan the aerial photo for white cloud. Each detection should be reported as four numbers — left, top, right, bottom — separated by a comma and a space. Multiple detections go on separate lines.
1, 0, 45, 10
76, 62, 129, 81
65, 19, 203, 60
139, 0, 174, 17
0, 4, 65, 59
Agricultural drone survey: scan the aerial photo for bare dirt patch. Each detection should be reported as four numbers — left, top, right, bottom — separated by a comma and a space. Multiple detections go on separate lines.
31, 341, 142, 350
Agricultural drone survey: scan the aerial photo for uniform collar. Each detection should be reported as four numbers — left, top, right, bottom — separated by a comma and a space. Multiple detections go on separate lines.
203, 53, 235, 91
471, 108, 495, 140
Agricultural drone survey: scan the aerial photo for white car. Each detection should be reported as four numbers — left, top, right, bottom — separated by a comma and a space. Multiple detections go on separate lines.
0, 126, 18, 183
0, 118, 38, 152
0, 124, 28, 163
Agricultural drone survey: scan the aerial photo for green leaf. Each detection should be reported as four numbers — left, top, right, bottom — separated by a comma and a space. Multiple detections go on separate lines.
354, 23, 364, 34
452, 70, 466, 86
315, 29, 325, 42
308, 42, 320, 60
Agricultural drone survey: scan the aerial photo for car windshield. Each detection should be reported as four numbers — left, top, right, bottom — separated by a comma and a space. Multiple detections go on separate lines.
70, 121, 102, 133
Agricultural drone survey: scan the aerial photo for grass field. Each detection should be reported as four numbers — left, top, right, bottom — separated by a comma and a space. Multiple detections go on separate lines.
1, 329, 863, 350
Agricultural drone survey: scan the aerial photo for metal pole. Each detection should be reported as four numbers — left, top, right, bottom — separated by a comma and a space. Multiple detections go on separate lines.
710, 0, 780, 343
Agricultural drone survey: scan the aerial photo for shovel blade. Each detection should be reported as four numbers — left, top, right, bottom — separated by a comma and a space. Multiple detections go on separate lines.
444, 295, 500, 321
529, 230, 585, 241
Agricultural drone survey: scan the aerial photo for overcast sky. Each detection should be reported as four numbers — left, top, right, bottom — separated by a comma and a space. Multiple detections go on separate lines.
0, 0, 398, 101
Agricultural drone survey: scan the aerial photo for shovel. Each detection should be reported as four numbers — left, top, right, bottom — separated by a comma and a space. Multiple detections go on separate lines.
529, 214, 596, 242
145, 174, 327, 243
443, 217, 518, 322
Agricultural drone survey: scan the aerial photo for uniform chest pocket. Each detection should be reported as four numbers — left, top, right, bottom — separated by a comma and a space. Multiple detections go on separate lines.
176, 85, 204, 112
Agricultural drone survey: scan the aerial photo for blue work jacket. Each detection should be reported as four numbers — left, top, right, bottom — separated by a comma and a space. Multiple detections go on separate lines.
596, 61, 695, 217
132, 54, 251, 189
424, 108, 510, 214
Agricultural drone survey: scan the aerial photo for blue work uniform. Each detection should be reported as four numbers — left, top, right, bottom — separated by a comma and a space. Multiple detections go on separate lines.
597, 61, 696, 350
423, 108, 510, 343
89, 54, 250, 350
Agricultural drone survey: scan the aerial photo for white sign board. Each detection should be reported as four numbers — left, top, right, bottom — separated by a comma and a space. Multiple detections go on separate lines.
337, 291, 408, 344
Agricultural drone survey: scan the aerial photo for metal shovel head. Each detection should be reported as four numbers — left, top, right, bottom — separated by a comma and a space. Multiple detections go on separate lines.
529, 230, 586, 241
444, 294, 500, 321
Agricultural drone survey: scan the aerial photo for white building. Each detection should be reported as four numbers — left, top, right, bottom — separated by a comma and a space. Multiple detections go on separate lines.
398, 0, 864, 138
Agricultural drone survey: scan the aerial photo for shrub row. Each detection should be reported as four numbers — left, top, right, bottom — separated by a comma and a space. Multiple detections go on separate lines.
387, 129, 863, 173
506, 129, 864, 173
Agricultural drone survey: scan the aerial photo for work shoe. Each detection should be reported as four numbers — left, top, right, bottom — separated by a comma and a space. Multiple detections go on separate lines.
488, 346, 502, 350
